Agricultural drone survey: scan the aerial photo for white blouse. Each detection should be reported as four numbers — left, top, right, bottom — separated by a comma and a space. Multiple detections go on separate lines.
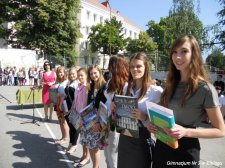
124, 84, 163, 115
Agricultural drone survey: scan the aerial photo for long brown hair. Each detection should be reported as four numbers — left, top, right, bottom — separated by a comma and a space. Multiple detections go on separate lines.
107, 55, 129, 94
160, 35, 210, 107
87, 64, 106, 92
126, 52, 153, 101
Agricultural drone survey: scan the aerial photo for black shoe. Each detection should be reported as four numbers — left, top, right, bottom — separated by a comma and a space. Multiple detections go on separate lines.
75, 159, 90, 167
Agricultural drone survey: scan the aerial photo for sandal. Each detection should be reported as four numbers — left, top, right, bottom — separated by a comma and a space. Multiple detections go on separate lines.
55, 138, 68, 144
67, 145, 77, 154
75, 159, 90, 168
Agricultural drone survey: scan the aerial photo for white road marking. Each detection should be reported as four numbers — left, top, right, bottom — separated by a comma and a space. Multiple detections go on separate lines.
35, 108, 74, 168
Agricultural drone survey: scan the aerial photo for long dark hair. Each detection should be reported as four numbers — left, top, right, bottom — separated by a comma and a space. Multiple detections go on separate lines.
107, 55, 129, 94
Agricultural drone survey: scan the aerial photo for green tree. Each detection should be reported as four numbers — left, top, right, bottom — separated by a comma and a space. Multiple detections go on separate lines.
88, 17, 124, 56
125, 32, 158, 70
215, 0, 225, 50
0, 0, 81, 66
146, 0, 206, 71
206, 47, 225, 70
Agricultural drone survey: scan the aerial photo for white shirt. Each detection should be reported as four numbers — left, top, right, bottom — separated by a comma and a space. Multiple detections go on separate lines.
219, 95, 225, 106
104, 81, 128, 115
55, 80, 69, 95
125, 85, 163, 115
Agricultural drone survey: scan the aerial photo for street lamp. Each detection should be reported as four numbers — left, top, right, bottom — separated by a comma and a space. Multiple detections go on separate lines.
106, 0, 112, 56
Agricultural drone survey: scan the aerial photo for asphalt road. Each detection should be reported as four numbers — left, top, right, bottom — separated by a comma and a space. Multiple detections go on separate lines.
0, 85, 225, 168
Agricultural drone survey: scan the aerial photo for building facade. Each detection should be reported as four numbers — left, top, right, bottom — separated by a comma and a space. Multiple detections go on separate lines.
77, 0, 143, 68
0, 0, 143, 68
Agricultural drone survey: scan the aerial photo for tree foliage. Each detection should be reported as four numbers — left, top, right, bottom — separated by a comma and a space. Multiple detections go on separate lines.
0, 0, 81, 66
126, 31, 157, 55
146, 0, 207, 71
215, 0, 225, 50
206, 47, 225, 70
88, 17, 124, 55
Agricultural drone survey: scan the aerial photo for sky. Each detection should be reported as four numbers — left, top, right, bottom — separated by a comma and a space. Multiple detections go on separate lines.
106, 0, 223, 59
108, 0, 222, 30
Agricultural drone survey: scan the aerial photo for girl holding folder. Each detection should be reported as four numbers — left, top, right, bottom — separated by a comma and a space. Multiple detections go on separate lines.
147, 35, 225, 168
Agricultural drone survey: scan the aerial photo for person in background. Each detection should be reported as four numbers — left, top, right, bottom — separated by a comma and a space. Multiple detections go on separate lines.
214, 74, 224, 93
103, 55, 129, 168
64, 67, 79, 154
147, 35, 225, 168
215, 86, 225, 119
40, 61, 56, 121
33, 67, 39, 86
28, 67, 34, 86
0, 66, 2, 85
22, 67, 26, 85
54, 66, 69, 145
17, 68, 24, 86
112, 52, 163, 168
13, 66, 18, 86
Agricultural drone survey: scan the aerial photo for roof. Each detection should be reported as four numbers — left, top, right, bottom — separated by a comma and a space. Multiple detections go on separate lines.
85, 0, 143, 31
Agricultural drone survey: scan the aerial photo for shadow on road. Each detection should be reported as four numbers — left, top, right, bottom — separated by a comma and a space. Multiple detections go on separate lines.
6, 131, 70, 168
6, 104, 43, 110
6, 112, 59, 124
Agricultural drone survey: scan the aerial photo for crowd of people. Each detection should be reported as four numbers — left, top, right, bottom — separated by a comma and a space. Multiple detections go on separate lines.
38, 35, 225, 168
1, 35, 225, 168
0, 65, 44, 86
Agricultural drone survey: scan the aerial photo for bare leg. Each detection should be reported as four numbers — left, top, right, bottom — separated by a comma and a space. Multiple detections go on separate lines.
49, 103, 53, 120
90, 149, 100, 168
79, 146, 90, 164
61, 117, 69, 139
44, 105, 48, 120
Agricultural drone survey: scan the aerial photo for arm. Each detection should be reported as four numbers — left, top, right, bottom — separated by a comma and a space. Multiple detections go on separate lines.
166, 107, 225, 139
221, 106, 225, 118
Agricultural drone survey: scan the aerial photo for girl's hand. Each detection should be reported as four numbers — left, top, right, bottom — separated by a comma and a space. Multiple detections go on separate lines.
146, 121, 158, 133
80, 121, 83, 127
132, 108, 146, 121
110, 102, 116, 114
92, 122, 101, 132
163, 124, 187, 139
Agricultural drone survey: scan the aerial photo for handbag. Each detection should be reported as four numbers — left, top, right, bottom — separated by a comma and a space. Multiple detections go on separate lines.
48, 86, 58, 105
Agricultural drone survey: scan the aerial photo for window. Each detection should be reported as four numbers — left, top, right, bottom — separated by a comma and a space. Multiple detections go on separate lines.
85, 41, 88, 49
100, 16, 103, 23
93, 14, 97, 22
86, 11, 90, 20
134, 32, 137, 39
86, 27, 89, 35
129, 30, 132, 37
124, 29, 127, 35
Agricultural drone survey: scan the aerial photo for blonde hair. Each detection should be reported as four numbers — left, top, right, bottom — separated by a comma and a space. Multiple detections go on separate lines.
87, 64, 105, 92
56, 66, 67, 83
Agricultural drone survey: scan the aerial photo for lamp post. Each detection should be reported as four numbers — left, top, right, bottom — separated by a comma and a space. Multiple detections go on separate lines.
106, 0, 112, 56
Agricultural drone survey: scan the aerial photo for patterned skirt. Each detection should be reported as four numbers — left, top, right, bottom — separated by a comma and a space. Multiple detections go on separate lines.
79, 128, 104, 150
